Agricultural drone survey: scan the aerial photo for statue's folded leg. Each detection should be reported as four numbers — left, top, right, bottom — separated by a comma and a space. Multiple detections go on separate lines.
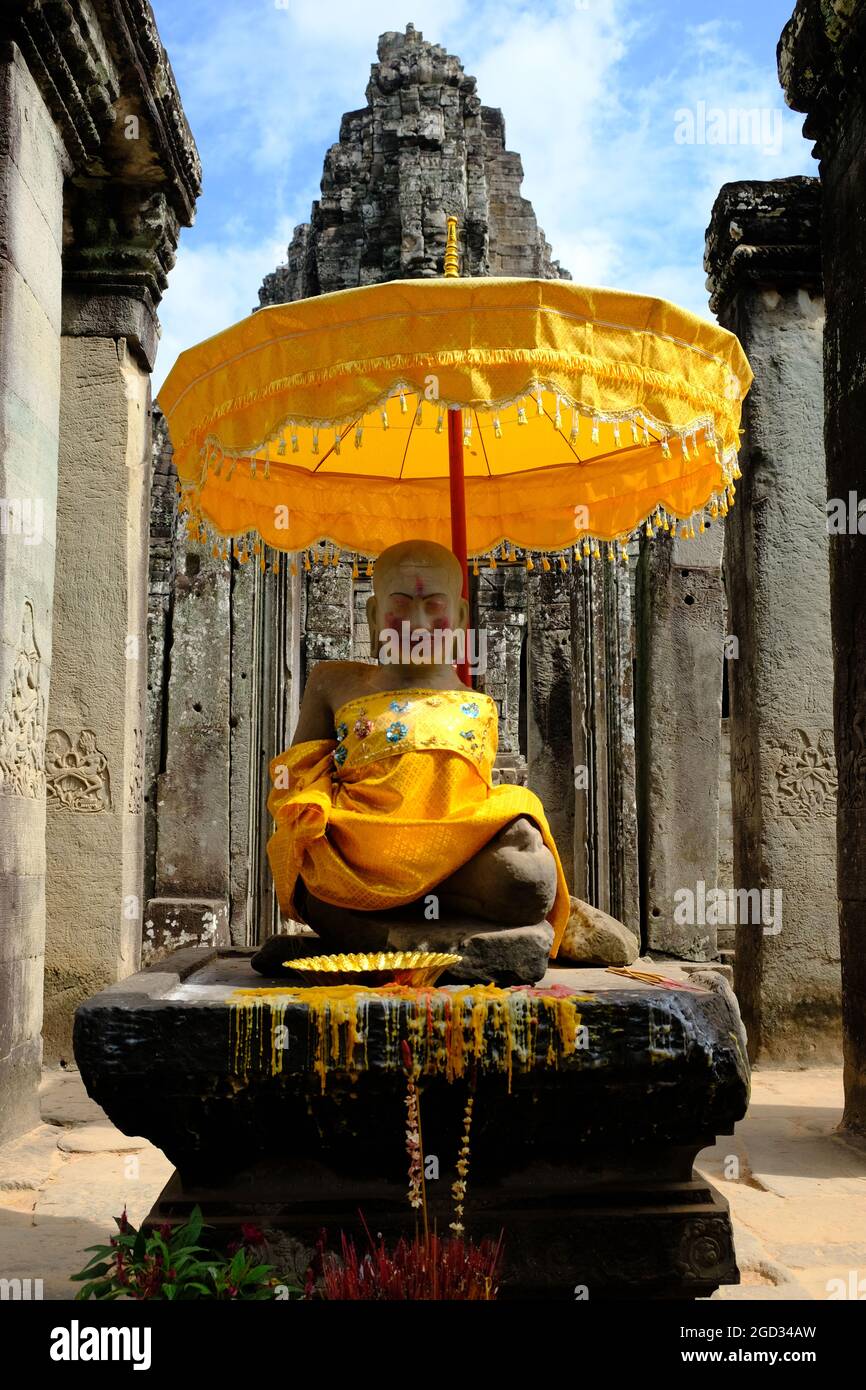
433, 815, 558, 926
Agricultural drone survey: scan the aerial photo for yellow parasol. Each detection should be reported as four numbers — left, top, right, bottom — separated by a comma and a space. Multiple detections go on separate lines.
158, 221, 752, 573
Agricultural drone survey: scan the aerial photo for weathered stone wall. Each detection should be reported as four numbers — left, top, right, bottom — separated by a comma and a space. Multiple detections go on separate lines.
0, 0, 200, 1110
781, 2, 866, 1120
0, 43, 65, 1139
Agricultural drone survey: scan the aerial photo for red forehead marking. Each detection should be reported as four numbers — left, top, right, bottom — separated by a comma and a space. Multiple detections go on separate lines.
413, 574, 426, 596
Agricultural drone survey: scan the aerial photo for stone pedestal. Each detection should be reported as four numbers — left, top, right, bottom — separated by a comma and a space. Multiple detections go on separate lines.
781, 0, 866, 1131
705, 176, 839, 1063
74, 945, 749, 1299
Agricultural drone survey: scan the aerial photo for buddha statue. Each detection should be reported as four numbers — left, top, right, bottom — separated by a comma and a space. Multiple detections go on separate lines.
257, 539, 570, 982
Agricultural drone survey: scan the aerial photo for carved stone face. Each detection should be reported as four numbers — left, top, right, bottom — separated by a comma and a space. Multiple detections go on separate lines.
367, 540, 469, 666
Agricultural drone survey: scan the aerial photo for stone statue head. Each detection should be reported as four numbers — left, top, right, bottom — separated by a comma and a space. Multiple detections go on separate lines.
367, 539, 469, 667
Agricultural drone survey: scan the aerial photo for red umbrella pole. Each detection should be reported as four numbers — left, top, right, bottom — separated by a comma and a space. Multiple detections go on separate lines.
447, 407, 471, 686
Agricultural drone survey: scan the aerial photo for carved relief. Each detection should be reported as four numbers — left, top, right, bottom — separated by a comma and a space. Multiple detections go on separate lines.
0, 602, 46, 798
766, 728, 837, 818
46, 729, 111, 811
128, 726, 144, 814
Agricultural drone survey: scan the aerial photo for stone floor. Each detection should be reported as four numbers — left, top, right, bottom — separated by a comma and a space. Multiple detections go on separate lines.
0, 1064, 863, 1299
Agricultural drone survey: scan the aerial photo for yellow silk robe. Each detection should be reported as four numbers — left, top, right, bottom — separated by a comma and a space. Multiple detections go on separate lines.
266, 687, 570, 954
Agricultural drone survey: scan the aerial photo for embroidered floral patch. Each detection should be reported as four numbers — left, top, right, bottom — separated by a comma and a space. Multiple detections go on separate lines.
461, 701, 479, 718
353, 716, 373, 739
386, 721, 409, 744
389, 699, 410, 713
460, 729, 477, 742
335, 722, 349, 742
333, 744, 348, 767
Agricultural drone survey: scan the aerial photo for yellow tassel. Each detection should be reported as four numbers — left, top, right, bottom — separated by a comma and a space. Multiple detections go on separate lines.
525, 555, 534, 571
680, 526, 689, 538
541, 555, 551, 572
607, 545, 615, 562
272, 559, 279, 574
490, 555, 497, 569
212, 545, 219, 559
259, 555, 266, 573
399, 391, 407, 414
355, 425, 363, 449
699, 518, 706, 533
334, 429, 341, 455
415, 401, 423, 425
290, 425, 299, 453
591, 419, 600, 444
472, 559, 479, 576
559, 554, 567, 572
517, 401, 528, 426
352, 560, 359, 580
365, 560, 373, 577
436, 409, 444, 435
381, 409, 389, 431
290, 561, 298, 577
333, 550, 342, 568
582, 540, 591, 557
304, 552, 311, 572
493, 415, 502, 439
253, 541, 261, 555
592, 541, 601, 559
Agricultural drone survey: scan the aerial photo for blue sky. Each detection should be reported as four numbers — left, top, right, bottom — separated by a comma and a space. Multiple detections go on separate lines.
149, 0, 815, 393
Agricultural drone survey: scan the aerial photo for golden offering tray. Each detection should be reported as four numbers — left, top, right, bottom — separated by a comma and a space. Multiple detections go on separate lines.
282, 950, 460, 988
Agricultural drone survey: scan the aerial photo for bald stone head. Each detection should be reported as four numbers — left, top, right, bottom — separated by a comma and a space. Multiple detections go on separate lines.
367, 539, 469, 664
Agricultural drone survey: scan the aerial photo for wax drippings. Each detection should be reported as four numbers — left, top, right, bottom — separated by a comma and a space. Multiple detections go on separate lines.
228, 983, 587, 1093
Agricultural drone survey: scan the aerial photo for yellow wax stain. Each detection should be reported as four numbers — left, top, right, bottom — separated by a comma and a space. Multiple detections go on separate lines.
228, 984, 584, 1091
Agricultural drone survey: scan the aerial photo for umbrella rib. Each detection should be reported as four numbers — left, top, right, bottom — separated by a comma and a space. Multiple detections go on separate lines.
474, 409, 492, 477
397, 401, 417, 480
311, 420, 357, 472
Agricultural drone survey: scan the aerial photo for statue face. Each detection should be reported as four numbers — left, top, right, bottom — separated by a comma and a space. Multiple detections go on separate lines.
367, 543, 469, 666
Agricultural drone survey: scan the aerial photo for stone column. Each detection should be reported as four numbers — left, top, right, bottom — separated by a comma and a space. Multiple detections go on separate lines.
0, 42, 66, 1138
573, 557, 640, 931
527, 568, 575, 890
44, 323, 152, 1058
40, 16, 199, 1049
705, 174, 839, 1063
636, 527, 726, 959
781, 5, 866, 1121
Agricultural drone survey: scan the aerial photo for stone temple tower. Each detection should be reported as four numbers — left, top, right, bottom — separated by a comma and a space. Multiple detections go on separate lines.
258, 22, 570, 305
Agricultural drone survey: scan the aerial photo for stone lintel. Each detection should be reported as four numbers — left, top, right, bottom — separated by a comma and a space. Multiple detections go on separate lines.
0, 7, 200, 216
2, 3, 201, 318
704, 177, 822, 315
779, 0, 866, 157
